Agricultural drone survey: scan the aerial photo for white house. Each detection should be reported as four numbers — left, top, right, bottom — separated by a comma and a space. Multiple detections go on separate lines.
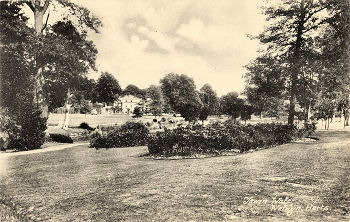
115, 95, 143, 114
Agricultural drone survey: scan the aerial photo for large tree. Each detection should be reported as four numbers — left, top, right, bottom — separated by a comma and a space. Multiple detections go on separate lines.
42, 20, 98, 111
160, 73, 202, 122
13, 0, 101, 118
244, 55, 286, 118
94, 72, 122, 105
256, 0, 328, 125
0, 2, 47, 150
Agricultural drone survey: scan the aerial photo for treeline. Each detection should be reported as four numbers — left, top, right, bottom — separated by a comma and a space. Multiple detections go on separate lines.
80, 71, 254, 124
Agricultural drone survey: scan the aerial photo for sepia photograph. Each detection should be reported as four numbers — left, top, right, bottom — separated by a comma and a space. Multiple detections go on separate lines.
0, 0, 349, 221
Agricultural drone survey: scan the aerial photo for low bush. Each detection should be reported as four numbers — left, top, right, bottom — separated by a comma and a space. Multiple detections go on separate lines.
90, 121, 149, 148
79, 122, 95, 131
148, 121, 315, 156
1, 108, 47, 151
49, 133, 73, 143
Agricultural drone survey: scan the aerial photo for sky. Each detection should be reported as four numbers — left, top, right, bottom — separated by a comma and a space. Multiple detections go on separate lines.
27, 0, 267, 96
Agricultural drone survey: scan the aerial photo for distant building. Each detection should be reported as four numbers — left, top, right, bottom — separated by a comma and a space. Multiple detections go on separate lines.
115, 95, 143, 114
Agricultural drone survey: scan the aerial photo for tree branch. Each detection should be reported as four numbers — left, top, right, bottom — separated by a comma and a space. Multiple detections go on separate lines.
25, 1, 35, 12
41, 0, 50, 14
41, 9, 50, 32
304, 6, 327, 23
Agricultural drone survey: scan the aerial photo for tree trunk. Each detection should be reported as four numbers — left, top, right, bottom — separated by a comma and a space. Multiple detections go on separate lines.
62, 89, 73, 130
288, 84, 297, 125
327, 118, 330, 130
288, 0, 306, 125
345, 109, 349, 127
28, 0, 50, 118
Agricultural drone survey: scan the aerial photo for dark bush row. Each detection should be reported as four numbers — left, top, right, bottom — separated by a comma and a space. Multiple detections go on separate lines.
90, 121, 149, 148
49, 133, 73, 143
148, 121, 316, 156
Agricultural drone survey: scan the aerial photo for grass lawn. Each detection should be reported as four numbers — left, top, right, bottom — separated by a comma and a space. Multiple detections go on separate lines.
0, 130, 349, 221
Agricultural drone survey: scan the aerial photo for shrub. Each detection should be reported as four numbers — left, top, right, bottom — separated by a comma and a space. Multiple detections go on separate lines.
148, 121, 311, 156
161, 117, 166, 122
132, 106, 143, 118
79, 122, 95, 131
90, 121, 149, 148
1, 107, 47, 151
302, 122, 317, 137
49, 134, 73, 143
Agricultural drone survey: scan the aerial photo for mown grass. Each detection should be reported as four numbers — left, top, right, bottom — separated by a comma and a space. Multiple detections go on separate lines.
0, 131, 349, 221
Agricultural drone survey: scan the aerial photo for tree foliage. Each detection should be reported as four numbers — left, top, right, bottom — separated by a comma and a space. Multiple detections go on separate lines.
94, 72, 122, 104
123, 84, 146, 98
14, 0, 102, 118
146, 85, 164, 117
244, 55, 286, 118
160, 73, 202, 122
42, 20, 98, 112
199, 84, 219, 115
220, 92, 244, 123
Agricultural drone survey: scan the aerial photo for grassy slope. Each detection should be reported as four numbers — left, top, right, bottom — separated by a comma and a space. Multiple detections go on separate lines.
0, 131, 349, 222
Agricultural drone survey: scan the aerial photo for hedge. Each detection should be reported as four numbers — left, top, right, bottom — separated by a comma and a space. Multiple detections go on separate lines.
90, 121, 149, 148
148, 121, 316, 156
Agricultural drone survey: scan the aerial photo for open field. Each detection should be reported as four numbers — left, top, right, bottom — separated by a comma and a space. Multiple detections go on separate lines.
47, 113, 348, 132
0, 130, 349, 221
47, 113, 289, 128
47, 113, 158, 128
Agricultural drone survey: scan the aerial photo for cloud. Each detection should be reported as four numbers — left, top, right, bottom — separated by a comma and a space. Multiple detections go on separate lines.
79, 0, 265, 95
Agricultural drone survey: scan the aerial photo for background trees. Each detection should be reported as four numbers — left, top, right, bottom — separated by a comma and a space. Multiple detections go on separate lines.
146, 85, 164, 118
123, 84, 146, 98
160, 73, 202, 122
199, 84, 219, 122
220, 92, 244, 123
244, 56, 286, 119
94, 72, 122, 104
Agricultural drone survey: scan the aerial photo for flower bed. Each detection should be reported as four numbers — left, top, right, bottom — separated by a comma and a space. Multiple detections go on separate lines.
90, 121, 149, 148
148, 121, 316, 156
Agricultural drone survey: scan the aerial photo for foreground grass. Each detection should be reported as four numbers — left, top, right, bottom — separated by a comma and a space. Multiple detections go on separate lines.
0, 131, 349, 221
